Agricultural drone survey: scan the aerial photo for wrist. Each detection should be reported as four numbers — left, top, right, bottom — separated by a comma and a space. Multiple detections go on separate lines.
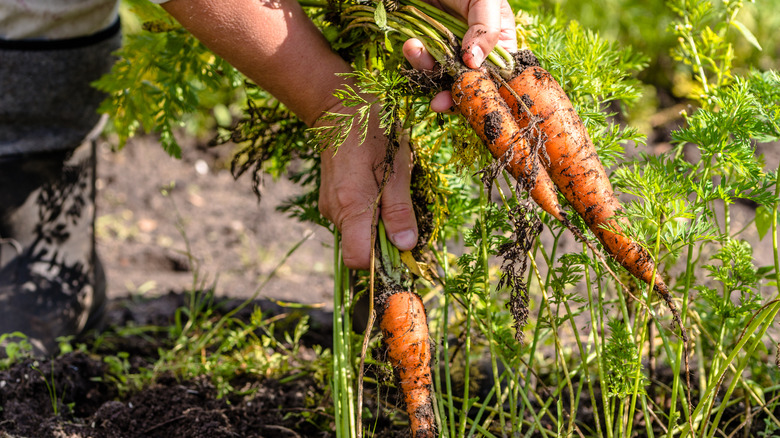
311, 78, 381, 130
300, 69, 357, 127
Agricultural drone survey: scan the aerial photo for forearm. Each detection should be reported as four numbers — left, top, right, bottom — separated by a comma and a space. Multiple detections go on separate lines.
161, 0, 351, 126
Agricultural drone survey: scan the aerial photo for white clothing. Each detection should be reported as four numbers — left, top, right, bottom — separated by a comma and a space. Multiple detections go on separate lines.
0, 0, 119, 39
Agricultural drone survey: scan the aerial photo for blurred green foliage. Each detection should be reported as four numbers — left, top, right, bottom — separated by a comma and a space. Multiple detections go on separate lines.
535, 0, 779, 80
94, 0, 245, 158
531, 0, 780, 132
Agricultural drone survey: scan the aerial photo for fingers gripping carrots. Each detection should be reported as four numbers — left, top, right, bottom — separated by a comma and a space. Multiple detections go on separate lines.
378, 289, 436, 438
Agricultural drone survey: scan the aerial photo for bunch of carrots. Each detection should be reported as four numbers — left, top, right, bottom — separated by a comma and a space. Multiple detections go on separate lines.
338, 1, 686, 436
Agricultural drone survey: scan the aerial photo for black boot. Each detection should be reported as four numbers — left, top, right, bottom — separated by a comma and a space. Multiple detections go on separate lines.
0, 140, 106, 356
0, 21, 120, 356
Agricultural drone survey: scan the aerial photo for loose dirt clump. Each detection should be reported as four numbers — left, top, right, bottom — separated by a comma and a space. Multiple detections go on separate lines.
81, 374, 325, 438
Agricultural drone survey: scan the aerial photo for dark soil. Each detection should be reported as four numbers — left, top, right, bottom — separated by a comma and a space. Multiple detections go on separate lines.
0, 292, 409, 438
0, 355, 327, 438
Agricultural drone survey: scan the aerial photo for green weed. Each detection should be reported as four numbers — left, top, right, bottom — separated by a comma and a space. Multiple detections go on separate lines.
30, 361, 67, 417
0, 332, 33, 369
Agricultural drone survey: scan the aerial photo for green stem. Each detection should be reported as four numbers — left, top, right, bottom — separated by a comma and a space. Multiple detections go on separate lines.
508, 366, 558, 436
521, 243, 548, 429
626, 210, 665, 437
528, 253, 574, 435
685, 28, 710, 97
297, 0, 328, 6
584, 243, 611, 438
668, 241, 696, 435
342, 0, 513, 75
458, 284, 474, 437
434, 232, 457, 437
675, 301, 780, 436
332, 230, 356, 438
773, 164, 780, 297
402, 0, 467, 34
466, 383, 498, 438
399, 0, 514, 70
393, 10, 452, 51
478, 185, 507, 436
562, 295, 603, 437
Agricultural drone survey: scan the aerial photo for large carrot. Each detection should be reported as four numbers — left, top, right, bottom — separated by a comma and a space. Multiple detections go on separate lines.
377, 288, 435, 438
498, 60, 684, 335
451, 68, 567, 222
371, 220, 436, 438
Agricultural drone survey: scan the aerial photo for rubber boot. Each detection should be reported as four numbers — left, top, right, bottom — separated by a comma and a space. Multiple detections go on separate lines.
0, 21, 120, 356
0, 140, 106, 356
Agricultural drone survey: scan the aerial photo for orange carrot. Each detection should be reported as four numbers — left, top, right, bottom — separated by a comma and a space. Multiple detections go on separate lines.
498, 63, 683, 334
378, 289, 435, 438
451, 68, 567, 222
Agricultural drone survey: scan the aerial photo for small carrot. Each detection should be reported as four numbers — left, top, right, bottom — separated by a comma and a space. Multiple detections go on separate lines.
377, 289, 435, 438
451, 68, 567, 222
498, 61, 684, 337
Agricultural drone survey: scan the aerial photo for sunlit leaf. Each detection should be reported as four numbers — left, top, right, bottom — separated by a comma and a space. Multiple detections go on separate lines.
374, 1, 388, 29
731, 19, 762, 51
755, 204, 776, 241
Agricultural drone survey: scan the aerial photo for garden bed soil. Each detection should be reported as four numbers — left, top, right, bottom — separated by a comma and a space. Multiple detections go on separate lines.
0, 293, 405, 438
2, 292, 778, 437
1, 353, 331, 438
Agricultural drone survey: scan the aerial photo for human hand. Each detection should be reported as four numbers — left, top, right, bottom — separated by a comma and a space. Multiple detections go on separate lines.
161, 0, 417, 270
318, 103, 418, 270
402, 0, 517, 112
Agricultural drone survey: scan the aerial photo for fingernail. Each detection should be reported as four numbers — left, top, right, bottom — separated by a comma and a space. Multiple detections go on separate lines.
391, 229, 417, 250
470, 46, 485, 67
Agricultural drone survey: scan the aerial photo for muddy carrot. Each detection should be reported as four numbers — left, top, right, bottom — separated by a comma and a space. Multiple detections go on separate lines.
377, 288, 436, 438
498, 61, 684, 335
451, 68, 567, 222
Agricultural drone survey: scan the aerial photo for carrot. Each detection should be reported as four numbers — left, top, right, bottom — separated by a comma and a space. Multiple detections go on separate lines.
451, 68, 567, 222
498, 61, 684, 337
377, 289, 435, 438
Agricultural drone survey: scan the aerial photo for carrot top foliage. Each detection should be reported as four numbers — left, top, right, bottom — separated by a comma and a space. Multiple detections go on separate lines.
96, 0, 780, 436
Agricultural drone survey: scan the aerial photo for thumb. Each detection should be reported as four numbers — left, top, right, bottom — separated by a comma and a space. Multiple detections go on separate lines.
460, 0, 502, 69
